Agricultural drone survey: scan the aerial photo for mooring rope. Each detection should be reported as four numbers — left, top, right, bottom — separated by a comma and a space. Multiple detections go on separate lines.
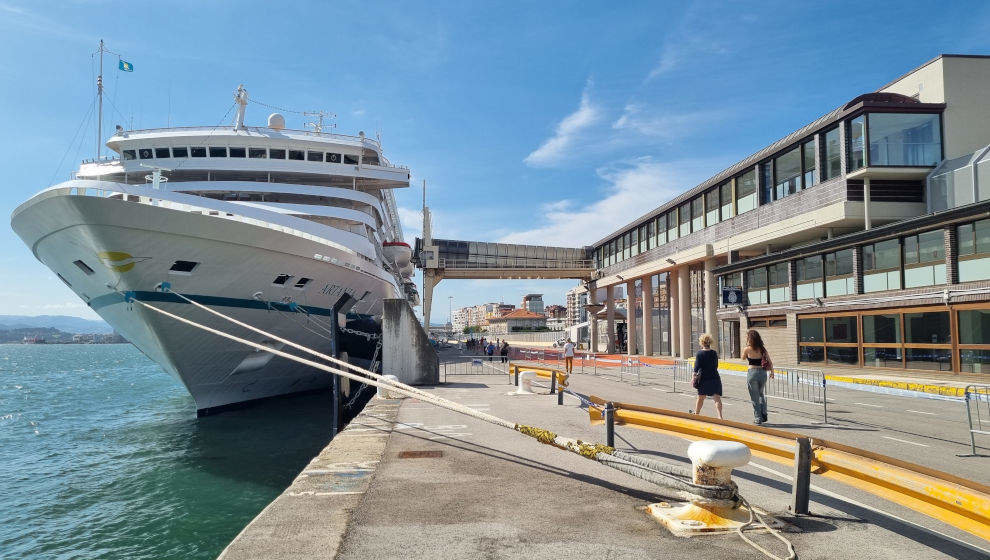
121, 290, 795, 559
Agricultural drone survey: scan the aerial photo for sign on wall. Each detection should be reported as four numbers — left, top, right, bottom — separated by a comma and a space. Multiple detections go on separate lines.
722, 287, 743, 306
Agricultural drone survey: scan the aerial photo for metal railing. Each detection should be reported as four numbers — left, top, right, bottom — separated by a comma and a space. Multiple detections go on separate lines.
436, 257, 594, 270
764, 366, 828, 422
440, 354, 509, 381
964, 384, 990, 455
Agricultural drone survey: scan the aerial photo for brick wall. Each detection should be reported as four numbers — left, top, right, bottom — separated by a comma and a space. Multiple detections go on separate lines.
747, 313, 798, 366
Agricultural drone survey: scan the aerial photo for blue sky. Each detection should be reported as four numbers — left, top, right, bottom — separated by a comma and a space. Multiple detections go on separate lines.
1, 1, 988, 323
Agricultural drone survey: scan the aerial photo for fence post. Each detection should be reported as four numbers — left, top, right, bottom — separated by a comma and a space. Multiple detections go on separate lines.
822, 375, 828, 424
792, 437, 812, 515
605, 402, 615, 447
557, 379, 564, 405
550, 370, 557, 394
513, 366, 519, 387
966, 387, 976, 455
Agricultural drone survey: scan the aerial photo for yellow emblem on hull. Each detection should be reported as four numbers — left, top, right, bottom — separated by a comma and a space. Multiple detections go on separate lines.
97, 251, 150, 273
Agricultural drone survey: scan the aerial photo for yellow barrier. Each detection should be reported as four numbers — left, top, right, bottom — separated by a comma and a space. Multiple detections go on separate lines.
508, 362, 569, 389
588, 396, 990, 542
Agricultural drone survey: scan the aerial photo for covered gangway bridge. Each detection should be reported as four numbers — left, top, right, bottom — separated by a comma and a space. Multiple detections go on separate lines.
413, 237, 594, 328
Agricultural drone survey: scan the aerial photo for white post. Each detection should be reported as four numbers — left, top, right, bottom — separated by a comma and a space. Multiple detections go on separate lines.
864, 177, 871, 230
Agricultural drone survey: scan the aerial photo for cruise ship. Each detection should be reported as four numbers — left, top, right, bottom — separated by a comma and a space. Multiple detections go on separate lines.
11, 85, 418, 414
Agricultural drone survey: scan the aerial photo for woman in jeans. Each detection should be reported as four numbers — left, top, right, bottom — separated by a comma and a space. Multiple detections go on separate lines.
692, 334, 723, 419
743, 329, 774, 425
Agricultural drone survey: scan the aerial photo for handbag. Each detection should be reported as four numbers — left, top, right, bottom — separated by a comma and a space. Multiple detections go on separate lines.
691, 373, 701, 389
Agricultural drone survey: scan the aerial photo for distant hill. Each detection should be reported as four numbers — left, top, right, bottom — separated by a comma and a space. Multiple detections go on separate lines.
0, 327, 74, 344
0, 315, 112, 334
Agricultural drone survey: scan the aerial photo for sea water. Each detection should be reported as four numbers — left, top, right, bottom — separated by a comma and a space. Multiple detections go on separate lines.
0, 344, 332, 559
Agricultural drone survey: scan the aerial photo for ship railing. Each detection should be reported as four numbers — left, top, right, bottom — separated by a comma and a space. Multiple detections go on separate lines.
435, 257, 594, 270
121, 125, 385, 149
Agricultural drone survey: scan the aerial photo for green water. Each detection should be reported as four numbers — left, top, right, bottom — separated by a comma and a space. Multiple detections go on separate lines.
0, 344, 333, 559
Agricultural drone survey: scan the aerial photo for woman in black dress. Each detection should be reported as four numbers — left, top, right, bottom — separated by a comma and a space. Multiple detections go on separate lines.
692, 334, 724, 419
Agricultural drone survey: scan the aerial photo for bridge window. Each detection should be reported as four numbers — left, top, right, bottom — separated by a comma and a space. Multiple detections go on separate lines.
642, 223, 651, 253
249, 148, 267, 159
172, 147, 188, 158
654, 216, 665, 245
736, 169, 757, 213
155, 148, 171, 158
289, 150, 304, 161
307, 151, 324, 162
270, 148, 286, 159
343, 154, 359, 165
863, 238, 901, 292
745, 267, 768, 305
229, 147, 246, 158
122, 150, 136, 160
190, 147, 207, 157
138, 148, 153, 159
209, 147, 227, 157
326, 152, 341, 163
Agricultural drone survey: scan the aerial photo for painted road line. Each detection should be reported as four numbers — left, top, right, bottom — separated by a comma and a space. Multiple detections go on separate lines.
906, 409, 937, 415
883, 436, 930, 447
855, 402, 884, 408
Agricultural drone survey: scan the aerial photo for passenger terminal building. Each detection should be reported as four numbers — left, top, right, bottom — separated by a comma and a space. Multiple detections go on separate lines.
587, 54, 990, 375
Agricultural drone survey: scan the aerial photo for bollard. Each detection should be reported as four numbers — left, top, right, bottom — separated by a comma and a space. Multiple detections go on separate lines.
515, 371, 537, 394
647, 440, 783, 536
376, 374, 402, 400
513, 366, 519, 387
550, 371, 557, 395
557, 383, 564, 405
792, 437, 811, 515
604, 402, 615, 447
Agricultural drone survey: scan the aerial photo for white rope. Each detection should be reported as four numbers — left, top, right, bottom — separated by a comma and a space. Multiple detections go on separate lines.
736, 495, 798, 560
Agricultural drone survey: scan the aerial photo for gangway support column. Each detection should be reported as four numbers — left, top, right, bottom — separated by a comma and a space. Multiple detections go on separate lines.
422, 270, 442, 332
669, 270, 679, 357
704, 258, 718, 353
626, 279, 637, 356
642, 276, 654, 356
678, 266, 690, 358
605, 285, 616, 354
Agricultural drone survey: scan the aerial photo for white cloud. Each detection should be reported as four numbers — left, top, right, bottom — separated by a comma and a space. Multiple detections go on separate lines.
397, 206, 423, 240
352, 108, 366, 117
524, 81, 601, 167
612, 103, 728, 140
645, 6, 730, 82
499, 157, 716, 247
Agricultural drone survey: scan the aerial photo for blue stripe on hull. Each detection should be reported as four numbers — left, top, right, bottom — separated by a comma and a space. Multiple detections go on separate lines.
88, 290, 335, 316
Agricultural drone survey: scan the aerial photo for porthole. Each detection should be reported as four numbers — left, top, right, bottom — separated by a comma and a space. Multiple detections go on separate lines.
73, 260, 95, 275
169, 260, 199, 274
273, 274, 292, 285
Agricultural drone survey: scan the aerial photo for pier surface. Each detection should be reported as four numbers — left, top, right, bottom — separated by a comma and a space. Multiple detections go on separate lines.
221, 366, 986, 559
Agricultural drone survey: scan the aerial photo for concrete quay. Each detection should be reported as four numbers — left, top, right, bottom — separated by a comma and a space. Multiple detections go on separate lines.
221, 368, 987, 559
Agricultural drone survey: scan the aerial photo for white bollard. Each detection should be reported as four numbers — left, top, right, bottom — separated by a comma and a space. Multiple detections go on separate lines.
687, 440, 751, 487
377, 374, 403, 399
515, 371, 537, 394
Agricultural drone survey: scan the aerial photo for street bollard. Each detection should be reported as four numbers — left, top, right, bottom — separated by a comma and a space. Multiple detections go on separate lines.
604, 402, 615, 447
513, 367, 519, 387
550, 371, 557, 394
557, 382, 564, 405
792, 437, 811, 515
648, 440, 779, 535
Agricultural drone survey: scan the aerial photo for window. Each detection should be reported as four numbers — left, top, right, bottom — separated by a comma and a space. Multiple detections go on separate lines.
269, 148, 286, 159
326, 152, 341, 163
903, 230, 945, 287
957, 219, 990, 282
798, 316, 825, 364
138, 148, 153, 159
719, 182, 734, 220
904, 310, 952, 371
745, 267, 768, 305
760, 161, 773, 205
666, 211, 678, 241
863, 239, 901, 292
273, 274, 292, 285
848, 116, 866, 171
639, 224, 649, 253
736, 169, 757, 213
155, 148, 171, 158
824, 249, 854, 296
959, 309, 990, 373
630, 229, 639, 257
190, 147, 207, 157
655, 217, 665, 245
343, 154, 359, 165
623, 232, 631, 260
802, 140, 816, 187
294, 277, 311, 288
209, 147, 227, 157
172, 147, 188, 158
826, 316, 857, 342
863, 314, 900, 343
749, 316, 786, 328
229, 147, 246, 158
691, 196, 704, 232
768, 263, 790, 303
288, 150, 305, 160
122, 150, 136, 160
249, 148, 267, 159
679, 202, 691, 237
868, 113, 941, 167
307, 151, 324, 162
774, 146, 801, 200
823, 128, 841, 180
799, 317, 824, 342
796, 255, 823, 299
73, 260, 95, 275
705, 190, 719, 226
168, 260, 198, 274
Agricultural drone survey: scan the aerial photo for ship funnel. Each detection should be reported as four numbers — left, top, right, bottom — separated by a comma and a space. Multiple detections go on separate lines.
268, 113, 285, 130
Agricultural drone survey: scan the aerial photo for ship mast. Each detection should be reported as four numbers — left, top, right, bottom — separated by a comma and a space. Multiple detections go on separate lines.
96, 39, 106, 159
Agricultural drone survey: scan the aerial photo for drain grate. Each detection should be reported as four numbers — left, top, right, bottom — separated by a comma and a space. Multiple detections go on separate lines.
397, 450, 443, 459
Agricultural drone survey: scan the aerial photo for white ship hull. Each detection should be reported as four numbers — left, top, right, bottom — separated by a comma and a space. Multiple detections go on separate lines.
12, 187, 400, 413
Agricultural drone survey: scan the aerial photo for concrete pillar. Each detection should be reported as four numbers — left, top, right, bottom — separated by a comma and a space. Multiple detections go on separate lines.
864, 177, 872, 230
626, 279, 637, 356
421, 271, 441, 331
703, 259, 718, 353
589, 286, 600, 353
678, 266, 691, 358
642, 276, 654, 357
669, 271, 679, 357
606, 284, 616, 354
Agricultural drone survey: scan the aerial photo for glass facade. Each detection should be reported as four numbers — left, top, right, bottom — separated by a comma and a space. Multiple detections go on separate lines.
824, 249, 855, 296
720, 182, 734, 220
802, 140, 816, 186
706, 189, 720, 227
736, 170, 757, 213
679, 202, 691, 237
774, 146, 801, 200
824, 127, 841, 180
867, 113, 941, 167
903, 230, 946, 288
957, 218, 990, 282
863, 239, 901, 292
746, 267, 768, 305
796, 255, 824, 299
768, 263, 790, 303
848, 116, 866, 171
691, 196, 704, 232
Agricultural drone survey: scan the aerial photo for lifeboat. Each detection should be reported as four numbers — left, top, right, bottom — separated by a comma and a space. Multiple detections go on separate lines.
383, 241, 411, 268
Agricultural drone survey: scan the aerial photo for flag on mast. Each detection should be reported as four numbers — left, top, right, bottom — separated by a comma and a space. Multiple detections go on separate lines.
118, 59, 133, 72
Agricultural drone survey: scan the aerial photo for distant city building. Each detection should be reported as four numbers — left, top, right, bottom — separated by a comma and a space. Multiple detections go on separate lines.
544, 304, 566, 319
565, 285, 589, 328
487, 309, 548, 335
546, 317, 567, 331
451, 302, 516, 332
521, 294, 544, 314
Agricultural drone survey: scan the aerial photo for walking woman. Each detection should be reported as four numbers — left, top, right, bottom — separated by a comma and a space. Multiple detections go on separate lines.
743, 329, 774, 425
692, 334, 723, 419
